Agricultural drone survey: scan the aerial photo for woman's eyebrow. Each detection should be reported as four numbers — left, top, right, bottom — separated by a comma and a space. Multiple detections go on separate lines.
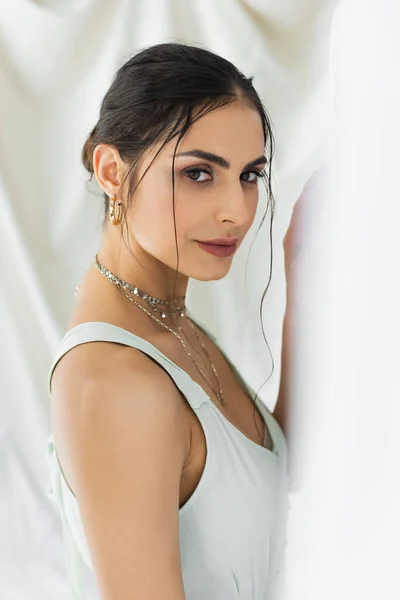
172, 149, 267, 170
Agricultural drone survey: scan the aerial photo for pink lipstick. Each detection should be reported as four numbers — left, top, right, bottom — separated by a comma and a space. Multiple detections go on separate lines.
195, 240, 238, 257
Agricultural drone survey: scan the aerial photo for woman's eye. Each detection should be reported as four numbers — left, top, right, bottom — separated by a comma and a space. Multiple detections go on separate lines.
241, 170, 263, 183
183, 167, 264, 184
184, 168, 212, 183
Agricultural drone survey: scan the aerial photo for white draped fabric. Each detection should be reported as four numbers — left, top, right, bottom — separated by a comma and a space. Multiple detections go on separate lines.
0, 1, 337, 598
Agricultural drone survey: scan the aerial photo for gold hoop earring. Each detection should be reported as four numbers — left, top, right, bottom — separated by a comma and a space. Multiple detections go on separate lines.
109, 195, 123, 225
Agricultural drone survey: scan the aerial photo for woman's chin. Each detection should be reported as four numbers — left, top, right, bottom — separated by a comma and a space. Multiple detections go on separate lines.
188, 264, 233, 282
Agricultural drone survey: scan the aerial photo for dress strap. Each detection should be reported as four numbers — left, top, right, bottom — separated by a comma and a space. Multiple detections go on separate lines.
47, 321, 209, 410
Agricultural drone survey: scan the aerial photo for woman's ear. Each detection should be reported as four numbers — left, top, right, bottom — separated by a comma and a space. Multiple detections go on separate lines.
92, 143, 126, 197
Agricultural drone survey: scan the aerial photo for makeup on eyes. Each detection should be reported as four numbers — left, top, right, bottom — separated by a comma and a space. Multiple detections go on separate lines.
182, 165, 263, 183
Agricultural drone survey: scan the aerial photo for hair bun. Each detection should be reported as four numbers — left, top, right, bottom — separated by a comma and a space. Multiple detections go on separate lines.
82, 125, 97, 174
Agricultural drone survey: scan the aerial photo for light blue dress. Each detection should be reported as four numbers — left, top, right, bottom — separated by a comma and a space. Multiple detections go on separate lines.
45, 315, 289, 599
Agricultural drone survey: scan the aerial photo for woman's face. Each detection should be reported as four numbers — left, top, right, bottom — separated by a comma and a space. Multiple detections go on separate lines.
123, 100, 266, 281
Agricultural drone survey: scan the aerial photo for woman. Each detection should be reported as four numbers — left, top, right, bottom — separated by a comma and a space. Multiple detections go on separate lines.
46, 42, 292, 600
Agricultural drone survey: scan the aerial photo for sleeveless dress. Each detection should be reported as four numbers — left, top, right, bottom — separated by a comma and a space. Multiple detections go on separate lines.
45, 314, 290, 600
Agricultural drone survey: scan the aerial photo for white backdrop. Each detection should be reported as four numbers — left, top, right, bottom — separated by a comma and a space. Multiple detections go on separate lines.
288, 2, 400, 598
0, 1, 337, 598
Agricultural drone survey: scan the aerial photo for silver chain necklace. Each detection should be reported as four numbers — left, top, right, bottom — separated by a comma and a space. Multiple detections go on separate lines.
94, 254, 186, 318
93, 254, 226, 408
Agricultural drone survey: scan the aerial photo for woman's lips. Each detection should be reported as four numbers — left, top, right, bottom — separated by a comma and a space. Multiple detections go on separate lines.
195, 241, 238, 257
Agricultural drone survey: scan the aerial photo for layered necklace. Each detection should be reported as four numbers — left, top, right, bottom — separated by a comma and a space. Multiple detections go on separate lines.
92, 254, 226, 407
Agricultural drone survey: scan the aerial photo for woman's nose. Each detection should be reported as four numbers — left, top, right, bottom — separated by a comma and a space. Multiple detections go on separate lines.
214, 184, 254, 226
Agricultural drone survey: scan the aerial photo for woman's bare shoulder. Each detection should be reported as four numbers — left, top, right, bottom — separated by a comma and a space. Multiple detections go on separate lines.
57, 303, 169, 387
50, 327, 192, 478
51, 320, 189, 418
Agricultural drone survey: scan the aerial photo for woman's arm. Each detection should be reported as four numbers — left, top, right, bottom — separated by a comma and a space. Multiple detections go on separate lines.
275, 165, 329, 488
273, 312, 293, 438
51, 343, 190, 600
273, 174, 307, 440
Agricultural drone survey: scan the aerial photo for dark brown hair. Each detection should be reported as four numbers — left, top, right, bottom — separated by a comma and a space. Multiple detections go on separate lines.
82, 42, 277, 438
